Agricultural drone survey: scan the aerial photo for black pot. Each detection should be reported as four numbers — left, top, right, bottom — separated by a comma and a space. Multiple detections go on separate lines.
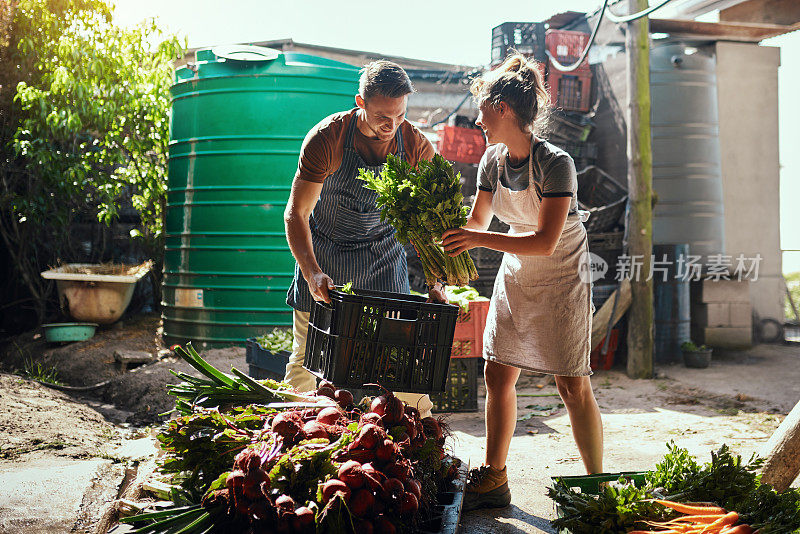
682, 349, 712, 369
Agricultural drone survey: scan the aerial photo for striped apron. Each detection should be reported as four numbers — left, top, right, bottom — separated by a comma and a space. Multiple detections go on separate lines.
286, 113, 410, 312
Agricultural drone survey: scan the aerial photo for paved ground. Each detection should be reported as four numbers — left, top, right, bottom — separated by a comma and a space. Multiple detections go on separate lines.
0, 339, 798, 533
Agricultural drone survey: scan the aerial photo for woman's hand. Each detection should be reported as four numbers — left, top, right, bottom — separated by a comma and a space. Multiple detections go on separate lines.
441, 228, 486, 257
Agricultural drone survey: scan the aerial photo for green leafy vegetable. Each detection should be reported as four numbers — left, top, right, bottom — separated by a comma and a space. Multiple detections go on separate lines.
359, 154, 478, 286
254, 328, 293, 353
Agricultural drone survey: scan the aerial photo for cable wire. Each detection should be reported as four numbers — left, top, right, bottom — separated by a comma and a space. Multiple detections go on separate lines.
605, 0, 674, 23
547, 0, 610, 72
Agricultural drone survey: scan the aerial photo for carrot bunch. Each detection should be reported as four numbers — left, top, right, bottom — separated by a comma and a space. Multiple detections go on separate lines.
628, 500, 760, 534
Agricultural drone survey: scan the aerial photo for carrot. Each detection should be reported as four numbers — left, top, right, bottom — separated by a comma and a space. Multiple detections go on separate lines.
660, 514, 727, 525
720, 526, 754, 534
700, 512, 739, 533
654, 500, 727, 516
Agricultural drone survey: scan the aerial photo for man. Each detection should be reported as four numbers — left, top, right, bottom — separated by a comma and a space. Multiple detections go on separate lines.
283, 60, 445, 415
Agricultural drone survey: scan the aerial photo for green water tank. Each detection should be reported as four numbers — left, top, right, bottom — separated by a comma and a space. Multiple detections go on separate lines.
163, 45, 360, 347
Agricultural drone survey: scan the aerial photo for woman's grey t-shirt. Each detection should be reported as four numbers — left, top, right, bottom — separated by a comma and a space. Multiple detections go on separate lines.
477, 140, 578, 214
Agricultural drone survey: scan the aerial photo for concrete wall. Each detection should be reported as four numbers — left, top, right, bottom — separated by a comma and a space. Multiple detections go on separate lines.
715, 41, 783, 321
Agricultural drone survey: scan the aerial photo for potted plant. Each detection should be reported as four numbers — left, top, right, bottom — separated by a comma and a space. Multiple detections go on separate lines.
681, 341, 713, 369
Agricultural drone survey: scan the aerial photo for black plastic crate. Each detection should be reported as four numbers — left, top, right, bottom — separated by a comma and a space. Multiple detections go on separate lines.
432, 357, 483, 413
491, 22, 547, 67
245, 338, 290, 381
303, 288, 459, 393
577, 166, 627, 233
577, 166, 626, 207
588, 231, 624, 251
551, 139, 598, 160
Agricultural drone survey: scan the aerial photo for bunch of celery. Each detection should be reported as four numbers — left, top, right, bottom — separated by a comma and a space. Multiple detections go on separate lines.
359, 154, 478, 286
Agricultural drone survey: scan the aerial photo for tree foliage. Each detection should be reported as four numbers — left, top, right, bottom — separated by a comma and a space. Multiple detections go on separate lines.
0, 0, 183, 324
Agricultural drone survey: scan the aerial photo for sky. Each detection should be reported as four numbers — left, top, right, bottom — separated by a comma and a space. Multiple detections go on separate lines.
113, 0, 799, 272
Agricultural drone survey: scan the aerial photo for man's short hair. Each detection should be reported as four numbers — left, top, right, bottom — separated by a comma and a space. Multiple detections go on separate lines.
359, 60, 415, 100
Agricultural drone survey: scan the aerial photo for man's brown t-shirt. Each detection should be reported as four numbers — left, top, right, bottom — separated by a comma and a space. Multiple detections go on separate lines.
295, 108, 435, 183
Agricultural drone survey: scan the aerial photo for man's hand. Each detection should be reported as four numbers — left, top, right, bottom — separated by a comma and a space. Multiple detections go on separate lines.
306, 271, 335, 303
427, 281, 448, 304
442, 227, 486, 257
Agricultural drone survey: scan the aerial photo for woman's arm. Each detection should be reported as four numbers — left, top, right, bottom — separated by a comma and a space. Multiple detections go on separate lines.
442, 196, 572, 257
464, 189, 494, 231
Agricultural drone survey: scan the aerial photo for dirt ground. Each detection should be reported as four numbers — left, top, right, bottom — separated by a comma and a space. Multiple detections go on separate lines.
0, 313, 798, 533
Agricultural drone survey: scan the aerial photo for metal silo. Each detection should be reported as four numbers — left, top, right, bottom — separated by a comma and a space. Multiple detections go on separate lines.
163, 45, 359, 347
651, 43, 725, 261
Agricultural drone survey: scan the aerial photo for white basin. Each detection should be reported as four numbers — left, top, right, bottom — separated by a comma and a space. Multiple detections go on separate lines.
40, 263, 151, 324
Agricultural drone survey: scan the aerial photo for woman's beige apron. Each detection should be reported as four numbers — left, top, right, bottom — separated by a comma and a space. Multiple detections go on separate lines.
482, 143, 593, 376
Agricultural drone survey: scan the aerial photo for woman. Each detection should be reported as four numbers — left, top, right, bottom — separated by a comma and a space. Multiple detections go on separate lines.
442, 54, 603, 512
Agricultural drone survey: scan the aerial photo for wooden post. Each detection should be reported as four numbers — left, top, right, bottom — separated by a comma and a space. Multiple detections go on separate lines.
625, 0, 654, 379
760, 399, 800, 493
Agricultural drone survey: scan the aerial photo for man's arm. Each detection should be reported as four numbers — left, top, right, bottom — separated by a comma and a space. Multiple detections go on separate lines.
284, 178, 334, 303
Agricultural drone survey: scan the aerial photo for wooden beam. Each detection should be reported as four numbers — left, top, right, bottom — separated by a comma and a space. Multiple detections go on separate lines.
720, 0, 800, 26
626, 0, 655, 380
650, 18, 799, 41
760, 399, 800, 493
591, 279, 632, 351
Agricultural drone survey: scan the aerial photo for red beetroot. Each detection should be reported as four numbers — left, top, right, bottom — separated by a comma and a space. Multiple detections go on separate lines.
353, 424, 381, 450
403, 478, 422, 501
337, 460, 365, 489
359, 462, 385, 492
380, 477, 405, 501
384, 460, 410, 482
383, 395, 405, 425
421, 416, 443, 441
292, 507, 315, 532
403, 416, 417, 440
370, 395, 388, 416
360, 412, 382, 426
321, 479, 351, 503
275, 494, 295, 511
302, 420, 329, 440
400, 491, 419, 513
317, 385, 336, 400
347, 448, 377, 463
374, 515, 397, 534
334, 389, 354, 407
355, 519, 374, 534
375, 439, 396, 464
316, 406, 342, 425
272, 411, 303, 439
226, 470, 245, 490
349, 488, 375, 517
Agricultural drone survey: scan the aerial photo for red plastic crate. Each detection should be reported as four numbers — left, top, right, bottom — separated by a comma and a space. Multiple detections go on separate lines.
590, 328, 619, 371
436, 125, 486, 165
548, 70, 592, 112
451, 300, 490, 359
545, 29, 591, 72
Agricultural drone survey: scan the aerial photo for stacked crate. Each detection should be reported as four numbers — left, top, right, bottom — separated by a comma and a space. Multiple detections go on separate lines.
691, 279, 753, 349
491, 22, 547, 67
432, 300, 490, 413
545, 29, 593, 113
435, 125, 486, 165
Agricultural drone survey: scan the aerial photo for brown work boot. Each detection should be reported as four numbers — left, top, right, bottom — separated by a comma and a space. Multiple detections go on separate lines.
462, 465, 512, 512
